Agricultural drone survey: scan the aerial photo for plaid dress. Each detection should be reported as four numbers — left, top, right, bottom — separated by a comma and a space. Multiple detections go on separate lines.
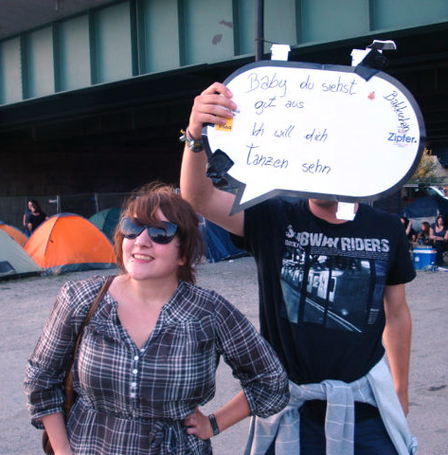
25, 276, 289, 454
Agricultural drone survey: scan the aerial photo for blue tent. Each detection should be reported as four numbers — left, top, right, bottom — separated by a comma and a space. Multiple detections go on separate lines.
199, 217, 247, 263
403, 195, 448, 220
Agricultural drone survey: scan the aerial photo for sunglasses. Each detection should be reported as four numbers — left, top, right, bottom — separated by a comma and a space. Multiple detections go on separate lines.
120, 217, 178, 244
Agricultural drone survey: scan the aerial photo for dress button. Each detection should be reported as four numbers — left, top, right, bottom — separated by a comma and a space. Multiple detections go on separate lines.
130, 393, 137, 398
131, 382, 137, 388
134, 355, 139, 361
132, 369, 138, 375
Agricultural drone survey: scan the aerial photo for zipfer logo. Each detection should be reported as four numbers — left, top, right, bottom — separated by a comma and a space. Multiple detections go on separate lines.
387, 131, 417, 146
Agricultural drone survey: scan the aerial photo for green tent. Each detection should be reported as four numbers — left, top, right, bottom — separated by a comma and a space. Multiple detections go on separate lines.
0, 229, 41, 279
89, 208, 121, 242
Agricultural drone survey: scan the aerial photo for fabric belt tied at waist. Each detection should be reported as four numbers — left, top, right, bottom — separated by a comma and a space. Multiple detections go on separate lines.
244, 359, 418, 455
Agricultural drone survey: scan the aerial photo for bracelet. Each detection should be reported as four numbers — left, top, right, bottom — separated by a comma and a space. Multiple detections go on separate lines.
179, 128, 204, 153
208, 413, 220, 436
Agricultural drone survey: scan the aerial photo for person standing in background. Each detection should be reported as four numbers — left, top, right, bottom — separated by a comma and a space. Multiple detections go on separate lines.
26, 200, 48, 234
22, 200, 33, 235
429, 215, 448, 265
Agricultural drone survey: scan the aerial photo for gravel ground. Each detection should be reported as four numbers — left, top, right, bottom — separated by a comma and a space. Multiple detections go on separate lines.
0, 256, 447, 454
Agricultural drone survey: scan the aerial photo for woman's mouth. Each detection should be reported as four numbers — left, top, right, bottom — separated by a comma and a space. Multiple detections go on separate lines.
133, 253, 153, 261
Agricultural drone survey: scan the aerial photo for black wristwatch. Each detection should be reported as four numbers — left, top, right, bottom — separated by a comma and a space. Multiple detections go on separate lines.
179, 128, 204, 153
208, 413, 220, 436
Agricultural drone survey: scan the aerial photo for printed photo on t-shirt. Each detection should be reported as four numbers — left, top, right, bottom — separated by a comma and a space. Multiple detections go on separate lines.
280, 225, 388, 332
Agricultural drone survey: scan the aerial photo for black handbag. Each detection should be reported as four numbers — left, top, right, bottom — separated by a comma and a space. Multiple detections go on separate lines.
42, 275, 114, 454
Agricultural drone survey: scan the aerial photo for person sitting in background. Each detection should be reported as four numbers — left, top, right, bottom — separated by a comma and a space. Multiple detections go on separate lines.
24, 182, 289, 455
415, 221, 432, 246
400, 216, 416, 243
429, 215, 448, 265
26, 200, 48, 234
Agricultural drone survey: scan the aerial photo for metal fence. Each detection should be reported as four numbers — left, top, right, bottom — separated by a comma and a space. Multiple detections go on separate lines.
0, 189, 412, 233
0, 192, 131, 231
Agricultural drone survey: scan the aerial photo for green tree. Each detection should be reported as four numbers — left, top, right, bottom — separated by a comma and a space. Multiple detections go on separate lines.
408, 149, 447, 185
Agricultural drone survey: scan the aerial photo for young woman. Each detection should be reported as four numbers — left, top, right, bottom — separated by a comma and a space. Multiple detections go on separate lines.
430, 215, 448, 265
415, 221, 432, 246
25, 183, 289, 455
26, 199, 48, 234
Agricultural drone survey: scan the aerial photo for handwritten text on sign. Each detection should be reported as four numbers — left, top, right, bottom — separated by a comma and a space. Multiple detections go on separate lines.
203, 61, 425, 212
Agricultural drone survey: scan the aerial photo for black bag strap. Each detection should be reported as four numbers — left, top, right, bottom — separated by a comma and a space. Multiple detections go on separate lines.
63, 275, 115, 415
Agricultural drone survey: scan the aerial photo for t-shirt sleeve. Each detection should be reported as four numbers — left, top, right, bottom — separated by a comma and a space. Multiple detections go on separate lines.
386, 216, 416, 286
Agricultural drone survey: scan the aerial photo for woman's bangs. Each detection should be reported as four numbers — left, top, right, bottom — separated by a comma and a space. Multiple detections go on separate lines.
129, 195, 164, 227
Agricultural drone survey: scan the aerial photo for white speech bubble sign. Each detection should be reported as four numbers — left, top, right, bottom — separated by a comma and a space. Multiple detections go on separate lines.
202, 61, 426, 213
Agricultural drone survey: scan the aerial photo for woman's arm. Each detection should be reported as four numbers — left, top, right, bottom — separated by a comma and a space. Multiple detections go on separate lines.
24, 282, 78, 429
215, 298, 290, 416
429, 226, 435, 240
41, 413, 73, 455
184, 294, 289, 439
183, 391, 250, 439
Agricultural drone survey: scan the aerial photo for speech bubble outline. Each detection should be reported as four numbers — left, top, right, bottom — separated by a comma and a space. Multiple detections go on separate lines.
202, 60, 426, 214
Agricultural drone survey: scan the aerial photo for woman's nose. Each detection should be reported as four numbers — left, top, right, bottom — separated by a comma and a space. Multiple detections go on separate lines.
134, 229, 152, 246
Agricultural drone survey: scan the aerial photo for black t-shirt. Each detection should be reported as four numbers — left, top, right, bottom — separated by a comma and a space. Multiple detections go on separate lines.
26, 212, 46, 232
242, 198, 415, 385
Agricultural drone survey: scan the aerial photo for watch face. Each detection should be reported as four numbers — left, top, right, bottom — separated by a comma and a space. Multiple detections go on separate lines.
190, 141, 203, 152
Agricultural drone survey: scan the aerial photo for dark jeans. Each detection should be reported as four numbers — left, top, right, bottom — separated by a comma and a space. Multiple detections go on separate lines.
265, 414, 398, 454
434, 240, 448, 265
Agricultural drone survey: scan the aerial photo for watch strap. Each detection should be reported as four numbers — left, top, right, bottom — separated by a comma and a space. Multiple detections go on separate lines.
179, 128, 204, 153
208, 413, 220, 436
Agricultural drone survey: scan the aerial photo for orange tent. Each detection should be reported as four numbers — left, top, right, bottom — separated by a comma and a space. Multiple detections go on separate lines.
25, 213, 117, 274
0, 222, 28, 246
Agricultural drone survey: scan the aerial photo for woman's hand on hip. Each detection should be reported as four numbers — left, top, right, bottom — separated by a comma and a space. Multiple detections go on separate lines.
183, 407, 214, 440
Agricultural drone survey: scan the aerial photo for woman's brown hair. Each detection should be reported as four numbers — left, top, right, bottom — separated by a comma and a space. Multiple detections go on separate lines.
114, 182, 204, 283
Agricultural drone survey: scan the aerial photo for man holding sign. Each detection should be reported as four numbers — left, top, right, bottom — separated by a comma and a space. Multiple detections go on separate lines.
180, 81, 417, 454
